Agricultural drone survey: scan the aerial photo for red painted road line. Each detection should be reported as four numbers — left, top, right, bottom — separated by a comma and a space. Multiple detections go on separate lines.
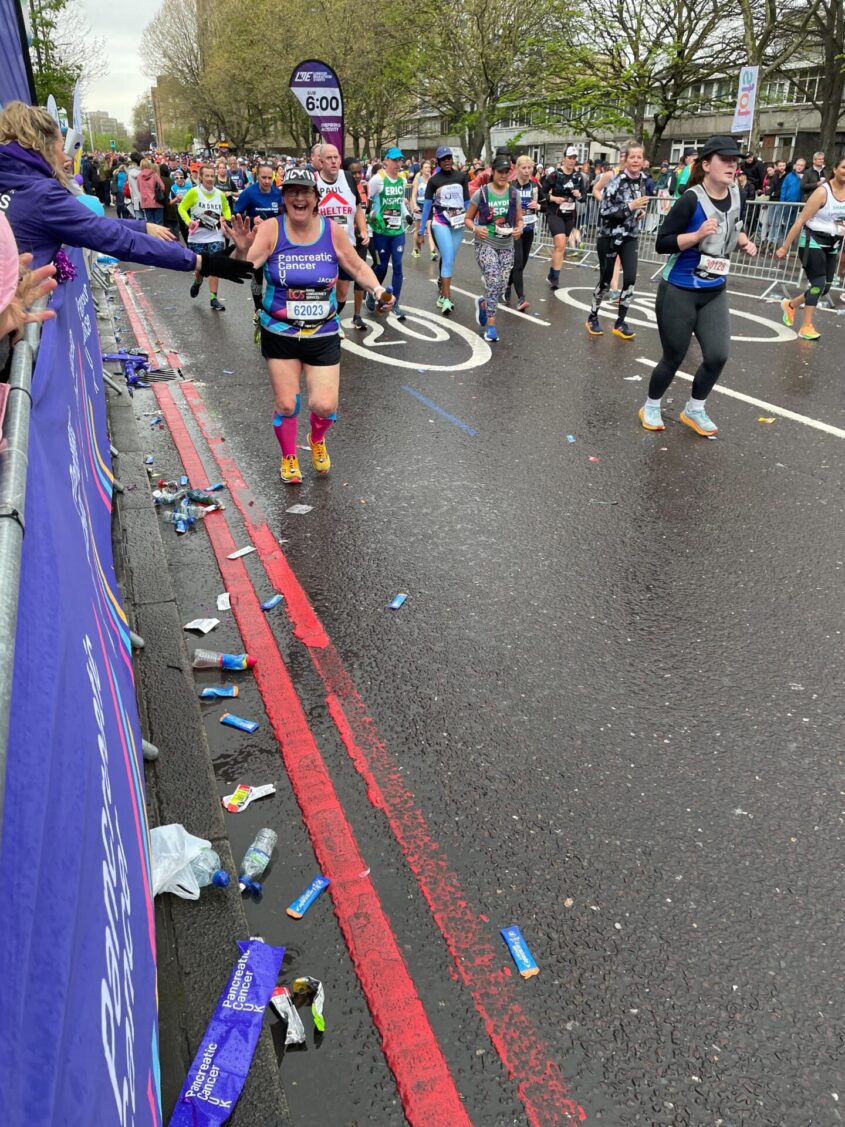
178, 378, 584, 1119
114, 271, 160, 368
150, 380, 472, 1127
122, 275, 588, 1124
123, 272, 182, 372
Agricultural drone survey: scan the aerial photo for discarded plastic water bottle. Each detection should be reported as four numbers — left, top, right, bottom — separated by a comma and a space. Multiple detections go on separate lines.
192, 649, 257, 670
191, 848, 230, 890
162, 509, 197, 534
239, 828, 277, 893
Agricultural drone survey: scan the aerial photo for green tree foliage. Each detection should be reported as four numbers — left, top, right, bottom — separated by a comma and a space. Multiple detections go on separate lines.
29, 0, 80, 106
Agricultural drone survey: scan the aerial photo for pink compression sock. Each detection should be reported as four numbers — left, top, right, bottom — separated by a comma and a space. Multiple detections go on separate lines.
273, 411, 298, 458
309, 412, 335, 444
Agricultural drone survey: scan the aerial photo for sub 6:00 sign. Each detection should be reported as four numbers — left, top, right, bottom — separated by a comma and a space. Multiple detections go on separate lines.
305, 93, 341, 113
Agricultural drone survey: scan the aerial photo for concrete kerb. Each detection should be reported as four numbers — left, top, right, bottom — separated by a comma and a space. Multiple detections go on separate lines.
96, 282, 290, 1127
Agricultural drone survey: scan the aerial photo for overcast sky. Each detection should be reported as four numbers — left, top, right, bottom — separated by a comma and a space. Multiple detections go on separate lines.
78, 0, 152, 130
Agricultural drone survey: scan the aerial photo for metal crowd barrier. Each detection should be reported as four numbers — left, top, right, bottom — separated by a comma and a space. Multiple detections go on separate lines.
529, 197, 838, 301
0, 312, 44, 837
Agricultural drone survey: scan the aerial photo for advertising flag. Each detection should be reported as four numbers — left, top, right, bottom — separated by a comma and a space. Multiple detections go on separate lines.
731, 65, 759, 135
289, 60, 344, 154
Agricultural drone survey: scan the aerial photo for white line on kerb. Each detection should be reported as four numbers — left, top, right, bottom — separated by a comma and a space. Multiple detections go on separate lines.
635, 358, 845, 440
431, 280, 552, 326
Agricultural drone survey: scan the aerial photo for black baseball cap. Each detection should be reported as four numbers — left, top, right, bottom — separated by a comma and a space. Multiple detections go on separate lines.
699, 135, 743, 160
492, 155, 511, 172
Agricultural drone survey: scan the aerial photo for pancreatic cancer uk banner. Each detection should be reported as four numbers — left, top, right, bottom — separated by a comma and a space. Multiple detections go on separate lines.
289, 59, 344, 154
0, 248, 160, 1127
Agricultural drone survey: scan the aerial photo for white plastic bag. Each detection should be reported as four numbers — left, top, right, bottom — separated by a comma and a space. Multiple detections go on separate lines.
150, 824, 211, 899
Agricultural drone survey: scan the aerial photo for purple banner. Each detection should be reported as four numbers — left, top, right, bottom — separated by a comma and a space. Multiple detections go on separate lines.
168, 940, 284, 1127
289, 59, 344, 154
0, 249, 160, 1125
0, 0, 35, 105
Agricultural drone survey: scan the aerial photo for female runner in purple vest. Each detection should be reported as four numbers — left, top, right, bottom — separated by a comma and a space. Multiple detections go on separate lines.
227, 167, 393, 483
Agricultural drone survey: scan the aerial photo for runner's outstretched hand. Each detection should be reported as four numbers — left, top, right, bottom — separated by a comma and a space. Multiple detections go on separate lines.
223, 215, 257, 254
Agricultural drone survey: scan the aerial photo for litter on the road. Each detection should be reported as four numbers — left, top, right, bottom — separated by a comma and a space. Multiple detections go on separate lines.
150, 824, 229, 899
388, 593, 408, 610
222, 782, 276, 814
220, 712, 259, 733
261, 593, 283, 610
286, 504, 313, 515
179, 475, 188, 486
205, 481, 226, 491
588, 500, 619, 505
183, 617, 220, 634
270, 985, 307, 1045
169, 940, 284, 1127
192, 649, 257, 670
588, 456, 600, 463
292, 976, 326, 1034
757, 416, 776, 423
222, 369, 235, 374
200, 685, 238, 699
187, 488, 220, 505
623, 375, 643, 381
149, 415, 162, 427
217, 592, 231, 611
228, 545, 256, 559
501, 924, 540, 978
287, 874, 331, 918
239, 828, 277, 894
144, 455, 154, 464
566, 435, 576, 443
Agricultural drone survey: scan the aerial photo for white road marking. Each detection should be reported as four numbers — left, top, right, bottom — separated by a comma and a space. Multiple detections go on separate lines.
635, 358, 845, 440
555, 286, 796, 343
340, 306, 490, 371
433, 281, 552, 326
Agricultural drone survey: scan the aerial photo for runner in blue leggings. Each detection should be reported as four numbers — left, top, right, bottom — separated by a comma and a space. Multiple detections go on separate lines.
419, 146, 471, 315
366, 147, 412, 320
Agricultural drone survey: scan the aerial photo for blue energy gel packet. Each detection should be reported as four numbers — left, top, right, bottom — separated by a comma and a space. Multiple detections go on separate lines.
220, 712, 259, 733
200, 686, 239, 699
388, 593, 408, 610
286, 875, 330, 919
261, 594, 283, 610
501, 925, 539, 978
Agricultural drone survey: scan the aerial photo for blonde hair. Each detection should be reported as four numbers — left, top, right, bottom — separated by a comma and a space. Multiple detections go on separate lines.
0, 100, 68, 186
516, 155, 534, 172
140, 158, 152, 170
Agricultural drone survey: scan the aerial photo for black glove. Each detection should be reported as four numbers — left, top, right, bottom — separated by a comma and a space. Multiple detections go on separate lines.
200, 252, 254, 284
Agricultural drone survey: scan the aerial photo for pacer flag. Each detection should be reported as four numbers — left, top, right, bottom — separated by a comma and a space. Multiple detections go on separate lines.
731, 65, 759, 135
289, 60, 344, 154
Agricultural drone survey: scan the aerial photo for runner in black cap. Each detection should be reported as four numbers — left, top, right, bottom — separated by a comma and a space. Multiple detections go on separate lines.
639, 135, 757, 437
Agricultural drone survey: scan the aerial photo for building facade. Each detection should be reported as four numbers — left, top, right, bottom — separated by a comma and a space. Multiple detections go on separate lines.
398, 65, 843, 167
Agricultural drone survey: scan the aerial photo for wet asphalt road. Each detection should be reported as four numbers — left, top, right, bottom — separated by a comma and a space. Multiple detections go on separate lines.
120, 242, 845, 1127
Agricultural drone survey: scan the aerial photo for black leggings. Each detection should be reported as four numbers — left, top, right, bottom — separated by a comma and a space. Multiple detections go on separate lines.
507, 228, 535, 299
798, 244, 838, 306
591, 236, 637, 320
648, 281, 730, 401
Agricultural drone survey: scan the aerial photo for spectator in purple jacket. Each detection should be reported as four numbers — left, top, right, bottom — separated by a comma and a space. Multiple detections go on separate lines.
0, 101, 251, 290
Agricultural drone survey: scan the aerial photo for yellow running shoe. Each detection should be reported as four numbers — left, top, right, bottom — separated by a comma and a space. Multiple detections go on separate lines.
308, 432, 331, 474
280, 455, 302, 483
798, 324, 820, 340
781, 298, 795, 327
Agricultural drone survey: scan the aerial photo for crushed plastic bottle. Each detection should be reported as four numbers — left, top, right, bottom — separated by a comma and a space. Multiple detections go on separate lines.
191, 848, 230, 889
239, 828, 277, 893
162, 508, 198, 534
152, 487, 186, 505
192, 649, 257, 670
